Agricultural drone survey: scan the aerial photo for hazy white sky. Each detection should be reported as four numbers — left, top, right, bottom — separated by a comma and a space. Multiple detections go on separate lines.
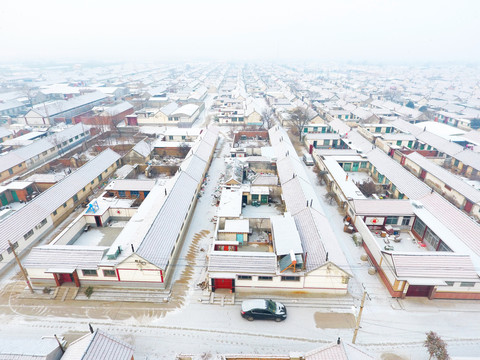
0, 0, 478, 63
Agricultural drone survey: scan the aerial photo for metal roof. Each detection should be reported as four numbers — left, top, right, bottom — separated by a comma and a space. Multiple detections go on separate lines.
406, 152, 480, 203
24, 246, 109, 269
61, 329, 134, 360
0, 123, 88, 173
384, 252, 478, 280
208, 252, 277, 274
419, 193, 480, 258
30, 92, 107, 118
0, 149, 121, 254
136, 128, 217, 269
351, 199, 414, 216
105, 179, 156, 192
305, 342, 374, 360
367, 148, 431, 199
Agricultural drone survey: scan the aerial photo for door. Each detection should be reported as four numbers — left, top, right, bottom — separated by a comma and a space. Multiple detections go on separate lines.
236, 233, 244, 245
406, 285, 432, 297
94, 216, 102, 227
11, 191, 19, 202
420, 170, 427, 180
464, 200, 473, 213
0, 193, 7, 206
214, 278, 233, 290
400, 156, 406, 165
58, 273, 74, 285
261, 194, 268, 204
352, 162, 359, 172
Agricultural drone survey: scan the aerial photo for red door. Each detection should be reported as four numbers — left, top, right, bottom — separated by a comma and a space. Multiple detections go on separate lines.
215, 278, 233, 290
406, 285, 432, 297
58, 273, 74, 284
464, 200, 473, 213
420, 170, 427, 180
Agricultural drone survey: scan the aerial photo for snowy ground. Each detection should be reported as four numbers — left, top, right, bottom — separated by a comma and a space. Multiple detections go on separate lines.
1, 135, 480, 359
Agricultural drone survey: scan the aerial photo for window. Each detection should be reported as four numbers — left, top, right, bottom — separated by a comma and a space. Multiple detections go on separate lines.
396, 140, 402, 146
460, 282, 475, 287
103, 269, 116, 277
438, 242, 452, 252
53, 210, 57, 216
82, 269, 98, 276
360, 162, 367, 168
385, 216, 398, 225
378, 174, 384, 183
7, 242, 18, 254
412, 218, 426, 237
323, 140, 330, 146
445, 281, 454, 286
444, 184, 452, 191
424, 228, 441, 249
303, 127, 308, 133
169, 136, 173, 140
42, 151, 48, 156
63, 202, 67, 208
24, 230, 34, 240
73, 194, 78, 203
69, 139, 73, 143
313, 127, 318, 132
281, 276, 300, 282
83, 187, 86, 192
375, 127, 381, 133
8, 169, 13, 175
408, 141, 413, 148
251, 194, 259, 201
18, 163, 22, 167
91, 180, 94, 185
35, 218, 48, 230
398, 193, 404, 199
98, 174, 103, 181
345, 115, 349, 119
131, 191, 140, 198
237, 275, 252, 280
75, 135, 79, 140
0, 254, 3, 262
401, 217, 411, 226
118, 190, 126, 197
258, 276, 273, 281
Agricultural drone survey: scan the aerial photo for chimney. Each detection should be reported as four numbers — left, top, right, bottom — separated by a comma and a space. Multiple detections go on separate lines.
310, 199, 313, 207
346, 174, 349, 181
131, 244, 135, 252
337, 337, 341, 345
326, 252, 329, 261
89, 323, 94, 334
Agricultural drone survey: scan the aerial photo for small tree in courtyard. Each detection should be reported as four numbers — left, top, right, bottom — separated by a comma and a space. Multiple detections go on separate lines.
356, 180, 377, 198
424, 331, 449, 360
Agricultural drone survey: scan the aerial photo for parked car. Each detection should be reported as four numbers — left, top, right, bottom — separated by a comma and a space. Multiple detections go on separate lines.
303, 153, 314, 166
241, 299, 287, 322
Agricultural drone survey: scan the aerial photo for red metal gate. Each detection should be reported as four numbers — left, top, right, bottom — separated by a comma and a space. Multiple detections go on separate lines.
215, 278, 233, 290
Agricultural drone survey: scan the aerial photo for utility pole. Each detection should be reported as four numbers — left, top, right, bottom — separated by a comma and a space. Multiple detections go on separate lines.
352, 291, 367, 344
8, 241, 34, 294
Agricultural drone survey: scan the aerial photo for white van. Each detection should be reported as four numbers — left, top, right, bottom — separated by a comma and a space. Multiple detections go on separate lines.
303, 153, 314, 166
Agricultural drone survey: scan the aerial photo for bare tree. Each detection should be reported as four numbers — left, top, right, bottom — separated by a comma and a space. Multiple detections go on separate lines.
21, 85, 36, 107
261, 108, 274, 130
424, 331, 449, 360
289, 107, 310, 141
178, 142, 191, 158
356, 180, 377, 198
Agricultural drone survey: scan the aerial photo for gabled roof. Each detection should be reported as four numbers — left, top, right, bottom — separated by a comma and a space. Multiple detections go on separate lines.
406, 152, 480, 203
135, 128, 218, 269
305, 341, 374, 360
24, 246, 109, 270
0, 149, 121, 254
208, 252, 277, 274
131, 139, 151, 158
30, 92, 107, 117
61, 329, 134, 360
383, 252, 478, 281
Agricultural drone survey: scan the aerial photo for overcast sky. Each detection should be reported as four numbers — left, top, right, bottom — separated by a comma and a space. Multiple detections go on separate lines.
0, 0, 478, 64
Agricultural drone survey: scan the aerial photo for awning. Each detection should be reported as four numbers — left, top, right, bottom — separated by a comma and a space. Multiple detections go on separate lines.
45, 268, 76, 274
209, 272, 236, 279
406, 278, 447, 286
